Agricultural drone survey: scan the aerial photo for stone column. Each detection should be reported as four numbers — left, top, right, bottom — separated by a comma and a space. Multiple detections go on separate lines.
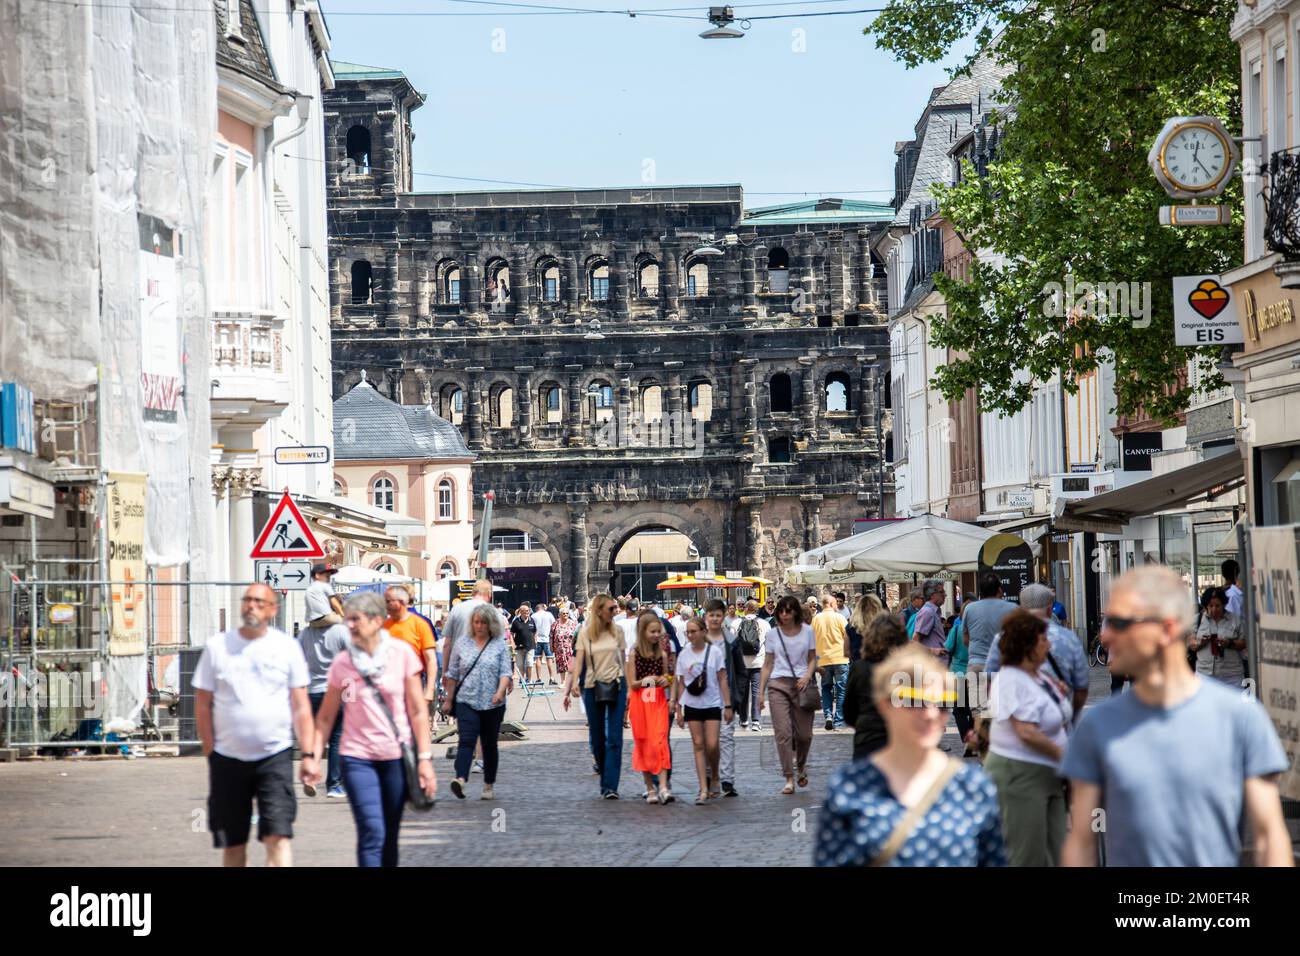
510, 249, 530, 324
795, 239, 815, 316
462, 252, 483, 319
565, 364, 585, 446
798, 356, 817, 436
229, 467, 262, 585
741, 499, 763, 572
611, 244, 630, 320
858, 358, 875, 434
724, 242, 743, 313
384, 247, 403, 328
665, 362, 684, 447
570, 251, 585, 309
615, 371, 632, 447
660, 240, 680, 317
826, 232, 845, 318
802, 495, 823, 551
855, 229, 874, 309
740, 250, 757, 313
570, 503, 590, 605
415, 259, 431, 327
738, 358, 758, 439
466, 367, 485, 449
515, 366, 534, 448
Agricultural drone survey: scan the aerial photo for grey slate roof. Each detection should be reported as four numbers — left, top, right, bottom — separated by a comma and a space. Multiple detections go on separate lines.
215, 0, 289, 96
333, 380, 474, 461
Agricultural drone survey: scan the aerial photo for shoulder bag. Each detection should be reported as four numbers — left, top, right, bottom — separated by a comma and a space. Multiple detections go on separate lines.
776, 628, 821, 711
353, 653, 436, 813
587, 633, 623, 704
870, 758, 961, 867
684, 642, 711, 697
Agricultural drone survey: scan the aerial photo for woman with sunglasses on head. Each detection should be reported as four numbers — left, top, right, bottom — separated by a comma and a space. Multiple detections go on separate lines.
984, 609, 1072, 867
672, 615, 733, 804
563, 593, 628, 799
757, 595, 819, 795
815, 643, 1006, 867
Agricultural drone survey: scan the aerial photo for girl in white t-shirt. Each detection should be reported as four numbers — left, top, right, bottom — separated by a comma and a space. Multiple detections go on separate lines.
984, 610, 1073, 867
672, 617, 733, 805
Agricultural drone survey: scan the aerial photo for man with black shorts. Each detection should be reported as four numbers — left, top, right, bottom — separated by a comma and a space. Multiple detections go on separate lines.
194, 583, 314, 867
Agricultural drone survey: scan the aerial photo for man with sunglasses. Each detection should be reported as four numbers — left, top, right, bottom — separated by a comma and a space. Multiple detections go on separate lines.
194, 584, 313, 867
1061, 566, 1292, 867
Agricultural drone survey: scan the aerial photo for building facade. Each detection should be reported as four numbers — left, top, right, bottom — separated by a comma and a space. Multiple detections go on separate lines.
324, 63, 894, 603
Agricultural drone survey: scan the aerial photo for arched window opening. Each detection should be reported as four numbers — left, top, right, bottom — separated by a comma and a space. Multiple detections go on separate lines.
686, 261, 709, 297
372, 476, 395, 511
374, 561, 399, 575
688, 381, 713, 421
769, 436, 792, 464
333, 478, 344, 497
767, 247, 790, 293
439, 561, 457, 578
770, 372, 793, 413
492, 386, 514, 428
637, 261, 660, 298
486, 260, 510, 312
541, 384, 563, 424
442, 266, 461, 305
345, 125, 371, 172
350, 260, 373, 304
590, 261, 610, 301
826, 371, 852, 412
437, 478, 455, 520
540, 260, 561, 302
589, 380, 614, 422
640, 382, 663, 420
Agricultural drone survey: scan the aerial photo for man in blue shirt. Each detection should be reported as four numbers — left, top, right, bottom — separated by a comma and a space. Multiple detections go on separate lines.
1061, 565, 1291, 867
985, 583, 1089, 721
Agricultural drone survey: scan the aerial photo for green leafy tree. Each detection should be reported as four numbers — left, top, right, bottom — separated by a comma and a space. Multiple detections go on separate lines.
869, 0, 1242, 422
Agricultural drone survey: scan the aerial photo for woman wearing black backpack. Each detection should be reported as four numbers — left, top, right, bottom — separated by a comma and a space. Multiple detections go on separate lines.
736, 600, 769, 731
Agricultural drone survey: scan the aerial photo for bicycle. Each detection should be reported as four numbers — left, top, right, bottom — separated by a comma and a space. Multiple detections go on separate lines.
1088, 634, 1108, 668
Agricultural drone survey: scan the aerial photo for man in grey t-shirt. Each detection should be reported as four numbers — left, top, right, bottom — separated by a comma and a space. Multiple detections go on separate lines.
962, 573, 1016, 670
1061, 565, 1291, 867
300, 564, 349, 797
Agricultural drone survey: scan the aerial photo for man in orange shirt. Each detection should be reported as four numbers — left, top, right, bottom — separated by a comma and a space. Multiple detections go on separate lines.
384, 586, 438, 705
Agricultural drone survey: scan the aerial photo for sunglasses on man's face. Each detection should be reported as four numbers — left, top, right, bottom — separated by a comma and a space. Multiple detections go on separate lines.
1102, 614, 1164, 632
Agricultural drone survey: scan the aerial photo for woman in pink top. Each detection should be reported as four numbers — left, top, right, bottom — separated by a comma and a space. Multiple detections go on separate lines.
302, 590, 436, 867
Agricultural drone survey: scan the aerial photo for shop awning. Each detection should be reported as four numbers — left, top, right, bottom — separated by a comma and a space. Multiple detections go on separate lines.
990, 514, 1051, 535
1055, 452, 1244, 535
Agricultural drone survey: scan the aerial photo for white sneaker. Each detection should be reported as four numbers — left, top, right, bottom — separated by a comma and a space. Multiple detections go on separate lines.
480, 785, 495, 801
472, 759, 484, 774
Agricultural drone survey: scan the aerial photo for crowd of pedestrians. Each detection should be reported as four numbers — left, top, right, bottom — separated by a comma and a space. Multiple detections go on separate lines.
194, 560, 1292, 868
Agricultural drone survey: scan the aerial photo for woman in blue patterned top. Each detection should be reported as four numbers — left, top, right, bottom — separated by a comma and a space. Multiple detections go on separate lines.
815, 643, 1006, 867
442, 604, 513, 801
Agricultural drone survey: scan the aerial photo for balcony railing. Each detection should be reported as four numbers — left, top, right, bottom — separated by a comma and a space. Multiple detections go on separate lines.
212, 313, 276, 374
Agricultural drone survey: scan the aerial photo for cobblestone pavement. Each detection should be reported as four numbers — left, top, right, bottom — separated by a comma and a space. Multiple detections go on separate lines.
0, 666, 1115, 867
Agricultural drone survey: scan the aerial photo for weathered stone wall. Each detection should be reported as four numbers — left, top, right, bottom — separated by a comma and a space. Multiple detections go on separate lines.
327, 76, 894, 601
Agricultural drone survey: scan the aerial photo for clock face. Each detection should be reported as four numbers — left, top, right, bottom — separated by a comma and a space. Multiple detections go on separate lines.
1163, 125, 1228, 191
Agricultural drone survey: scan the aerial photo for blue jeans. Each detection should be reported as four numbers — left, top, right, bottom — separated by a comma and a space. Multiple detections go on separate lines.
340, 756, 405, 867
820, 663, 849, 726
454, 701, 505, 783
582, 680, 627, 796
309, 691, 343, 791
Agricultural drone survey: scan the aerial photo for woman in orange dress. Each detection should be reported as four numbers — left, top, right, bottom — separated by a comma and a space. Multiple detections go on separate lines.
625, 610, 674, 804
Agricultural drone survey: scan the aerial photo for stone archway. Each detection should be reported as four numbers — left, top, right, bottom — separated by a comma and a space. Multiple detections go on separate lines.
483, 509, 565, 604
593, 508, 718, 598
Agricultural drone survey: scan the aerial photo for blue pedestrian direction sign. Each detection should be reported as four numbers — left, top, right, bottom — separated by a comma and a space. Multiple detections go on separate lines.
255, 559, 313, 591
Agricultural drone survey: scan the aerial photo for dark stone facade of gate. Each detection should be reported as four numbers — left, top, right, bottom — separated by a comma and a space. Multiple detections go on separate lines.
326, 68, 895, 601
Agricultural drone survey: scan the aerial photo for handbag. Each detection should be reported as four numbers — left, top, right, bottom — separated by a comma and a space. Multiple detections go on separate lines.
354, 656, 435, 813
685, 642, 711, 697
586, 633, 622, 704
870, 758, 961, 866
776, 628, 820, 711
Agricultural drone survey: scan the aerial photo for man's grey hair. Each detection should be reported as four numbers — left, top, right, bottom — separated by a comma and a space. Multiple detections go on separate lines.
909, 587, 924, 601
470, 602, 505, 640
384, 585, 412, 604
1019, 583, 1055, 612
1111, 565, 1196, 635
922, 579, 946, 600
343, 590, 387, 619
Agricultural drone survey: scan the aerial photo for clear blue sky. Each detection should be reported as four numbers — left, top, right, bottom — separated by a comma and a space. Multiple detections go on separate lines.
320, 1, 975, 206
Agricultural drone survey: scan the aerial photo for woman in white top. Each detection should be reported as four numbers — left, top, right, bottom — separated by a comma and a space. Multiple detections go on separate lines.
984, 609, 1073, 867
671, 616, 734, 804
758, 595, 819, 794
563, 594, 628, 799
1192, 588, 1246, 688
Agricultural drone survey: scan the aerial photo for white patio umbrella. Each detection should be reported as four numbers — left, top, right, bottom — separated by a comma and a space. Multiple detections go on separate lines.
785, 514, 998, 584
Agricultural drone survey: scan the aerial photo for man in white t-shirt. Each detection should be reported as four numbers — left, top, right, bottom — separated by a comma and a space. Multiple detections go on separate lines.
193, 583, 314, 867
736, 600, 769, 732
531, 602, 557, 685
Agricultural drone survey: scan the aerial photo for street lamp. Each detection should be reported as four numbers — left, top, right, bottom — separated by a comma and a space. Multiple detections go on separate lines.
700, 6, 746, 39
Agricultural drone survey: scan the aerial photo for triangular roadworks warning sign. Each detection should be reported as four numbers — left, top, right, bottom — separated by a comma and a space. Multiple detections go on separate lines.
250, 492, 325, 559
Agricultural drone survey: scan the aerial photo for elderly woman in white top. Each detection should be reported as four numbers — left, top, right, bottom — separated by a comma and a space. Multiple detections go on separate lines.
1192, 587, 1246, 689
984, 609, 1073, 867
